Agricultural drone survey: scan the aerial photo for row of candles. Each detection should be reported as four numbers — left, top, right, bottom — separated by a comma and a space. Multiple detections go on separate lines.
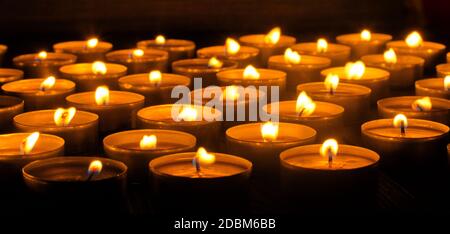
0, 28, 449, 211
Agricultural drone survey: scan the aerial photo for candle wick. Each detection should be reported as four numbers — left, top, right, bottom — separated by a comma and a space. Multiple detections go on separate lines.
297, 108, 304, 116
194, 157, 201, 176
327, 149, 333, 168
86, 172, 95, 181
329, 89, 334, 95
400, 122, 406, 136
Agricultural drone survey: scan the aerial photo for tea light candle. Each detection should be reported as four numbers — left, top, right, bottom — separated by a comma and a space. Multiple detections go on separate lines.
336, 30, 392, 59
321, 61, 390, 102
13, 108, 99, 154
13, 51, 77, 78
0, 44, 6, 66
239, 27, 296, 67
197, 38, 260, 68
291, 39, 351, 66
436, 63, 450, 78
137, 104, 222, 149
0, 68, 23, 86
137, 35, 195, 64
103, 129, 196, 182
415, 76, 450, 99
172, 58, 238, 87
387, 31, 446, 68
1, 76, 75, 111
0, 95, 23, 132
263, 92, 345, 142
106, 48, 169, 74
361, 49, 424, 89
66, 86, 145, 134
53, 38, 113, 62
59, 61, 127, 91
268, 48, 331, 97
377, 96, 450, 125
118, 71, 190, 106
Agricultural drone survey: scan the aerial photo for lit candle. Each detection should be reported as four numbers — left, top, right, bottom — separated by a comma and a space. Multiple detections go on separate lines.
0, 68, 23, 86
137, 35, 196, 65
13, 107, 99, 154
436, 63, 450, 78
197, 38, 260, 68
336, 29, 392, 59
387, 31, 446, 68
291, 38, 351, 66
13, 51, 76, 78
239, 27, 296, 66
66, 86, 145, 134
377, 96, 450, 125
1, 76, 75, 111
53, 38, 113, 62
415, 76, 450, 99
268, 48, 331, 97
361, 49, 424, 89
118, 70, 190, 106
106, 48, 169, 74
59, 61, 127, 91
0, 95, 23, 132
103, 129, 196, 182
321, 60, 390, 102
172, 58, 238, 87
0, 44, 6, 66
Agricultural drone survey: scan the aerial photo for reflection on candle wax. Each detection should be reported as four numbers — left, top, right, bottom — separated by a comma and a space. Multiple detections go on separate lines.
287, 153, 374, 170
366, 126, 444, 138
157, 161, 244, 178
117, 141, 183, 151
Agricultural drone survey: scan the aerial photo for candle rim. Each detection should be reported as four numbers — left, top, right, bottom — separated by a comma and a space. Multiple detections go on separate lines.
321, 66, 390, 81
0, 95, 24, 111
217, 68, 286, 81
66, 90, 145, 106
268, 54, 332, 67
0, 133, 64, 158
105, 48, 169, 62
291, 42, 351, 55
336, 33, 392, 43
137, 38, 196, 51
415, 78, 450, 94
238, 34, 296, 47
297, 82, 372, 97
264, 100, 344, 119
1, 78, 76, 94
13, 52, 77, 66
377, 96, 450, 114
53, 40, 113, 53
361, 54, 425, 66
0, 68, 24, 81
172, 58, 238, 73
190, 85, 266, 106
59, 62, 127, 78
13, 109, 98, 128
387, 40, 446, 51
137, 104, 222, 124
197, 45, 260, 57
118, 72, 190, 89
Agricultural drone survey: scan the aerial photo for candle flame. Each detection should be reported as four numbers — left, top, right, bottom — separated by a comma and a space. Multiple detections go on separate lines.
384, 48, 397, 64
284, 48, 301, 64
444, 76, 450, 91
345, 61, 365, 79
296, 91, 316, 116
222, 85, 240, 101
412, 96, 432, 111
243, 65, 260, 79
225, 38, 240, 55
87, 38, 98, 48
264, 27, 281, 45
148, 70, 162, 86
92, 61, 107, 75
393, 114, 408, 129
177, 105, 198, 121
20, 132, 40, 155
95, 86, 110, 105
132, 49, 144, 58
261, 121, 279, 142
360, 29, 371, 41
324, 73, 339, 94
195, 147, 216, 165
208, 57, 223, 68
38, 51, 47, 59
87, 160, 103, 177
54, 107, 76, 127
405, 31, 423, 48
155, 35, 166, 45
320, 138, 338, 162
317, 38, 328, 53
39, 76, 56, 91
139, 135, 157, 150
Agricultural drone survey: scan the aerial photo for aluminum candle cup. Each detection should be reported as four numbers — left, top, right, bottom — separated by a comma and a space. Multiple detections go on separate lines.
118, 72, 190, 106
361, 54, 424, 89
415, 78, 450, 99
292, 42, 351, 66
53, 40, 113, 62
377, 96, 450, 125
14, 110, 99, 154
172, 58, 238, 87
13, 52, 76, 78
60, 62, 127, 91
387, 39, 446, 68
2, 78, 75, 111
336, 32, 392, 59
436, 63, 450, 78
0, 96, 23, 132
106, 49, 169, 73
137, 38, 195, 65
0, 68, 23, 87
137, 104, 222, 149
149, 152, 252, 214
280, 144, 379, 211
0, 44, 6, 66
104, 129, 196, 183
23, 157, 128, 214
197, 46, 259, 68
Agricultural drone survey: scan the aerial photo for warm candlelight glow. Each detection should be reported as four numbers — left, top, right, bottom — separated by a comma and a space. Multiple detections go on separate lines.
92, 61, 107, 75
405, 31, 423, 48
95, 86, 110, 105
412, 96, 432, 111
324, 73, 339, 94
222, 85, 240, 101
87, 160, 103, 177
54, 107, 76, 127
360, 29, 371, 41
177, 105, 198, 121
39, 76, 56, 91
345, 61, 365, 79
320, 138, 338, 167
86, 38, 98, 48
393, 114, 408, 135
132, 49, 144, 57
243, 65, 260, 79
155, 35, 166, 45
296, 91, 316, 116
264, 27, 281, 45
208, 56, 223, 68
196, 147, 215, 165
384, 48, 397, 64
284, 48, 301, 64
148, 70, 162, 86
37, 51, 47, 59
139, 135, 157, 150
317, 38, 328, 53
261, 121, 279, 142
20, 132, 40, 155
444, 76, 450, 91
226, 38, 240, 55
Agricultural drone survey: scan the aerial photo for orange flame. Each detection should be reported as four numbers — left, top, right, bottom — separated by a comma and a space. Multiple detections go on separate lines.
20, 132, 40, 155
243, 65, 260, 79
222, 85, 240, 101
384, 48, 397, 64
412, 96, 432, 111
177, 105, 198, 121
139, 135, 157, 150
264, 27, 281, 45
317, 38, 328, 53
54, 107, 76, 127
208, 57, 223, 68
296, 91, 316, 116
360, 29, 371, 41
195, 147, 216, 165
37, 51, 47, 59
405, 31, 423, 48
320, 138, 338, 167
324, 73, 339, 94
284, 48, 301, 64
92, 61, 107, 75
95, 86, 110, 105
345, 61, 365, 79
155, 35, 166, 45
225, 38, 240, 55
148, 70, 162, 86
393, 114, 408, 134
132, 49, 144, 58
39, 76, 56, 91
444, 76, 450, 91
87, 160, 103, 177
261, 121, 279, 142
86, 38, 99, 48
